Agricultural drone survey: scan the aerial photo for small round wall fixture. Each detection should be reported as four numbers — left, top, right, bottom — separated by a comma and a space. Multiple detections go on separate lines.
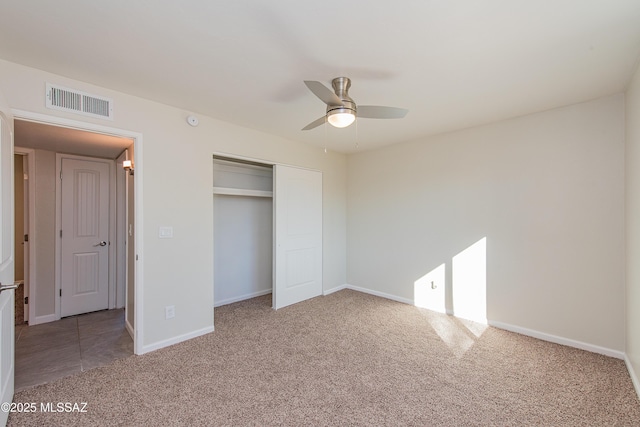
187, 115, 199, 127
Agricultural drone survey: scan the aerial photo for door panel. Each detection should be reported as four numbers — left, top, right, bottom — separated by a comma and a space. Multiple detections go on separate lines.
273, 165, 322, 310
61, 158, 110, 317
0, 107, 15, 425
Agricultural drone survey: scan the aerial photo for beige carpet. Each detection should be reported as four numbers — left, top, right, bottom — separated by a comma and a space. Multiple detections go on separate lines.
8, 289, 640, 426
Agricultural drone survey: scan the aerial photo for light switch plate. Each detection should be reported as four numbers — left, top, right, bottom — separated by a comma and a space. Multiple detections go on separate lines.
159, 226, 173, 239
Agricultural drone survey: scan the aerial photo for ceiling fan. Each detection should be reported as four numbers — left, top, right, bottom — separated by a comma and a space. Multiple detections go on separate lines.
302, 77, 409, 130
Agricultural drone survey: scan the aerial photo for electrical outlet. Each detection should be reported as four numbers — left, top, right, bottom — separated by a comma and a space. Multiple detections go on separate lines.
165, 305, 175, 319
159, 226, 173, 239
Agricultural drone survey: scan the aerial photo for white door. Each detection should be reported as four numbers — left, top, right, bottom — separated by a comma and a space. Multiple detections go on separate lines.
60, 157, 110, 317
0, 106, 16, 425
273, 165, 322, 310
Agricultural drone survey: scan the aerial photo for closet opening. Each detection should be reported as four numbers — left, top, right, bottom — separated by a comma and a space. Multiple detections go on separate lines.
213, 156, 274, 308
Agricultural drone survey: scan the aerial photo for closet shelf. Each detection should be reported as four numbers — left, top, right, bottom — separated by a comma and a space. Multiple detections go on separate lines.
212, 187, 273, 198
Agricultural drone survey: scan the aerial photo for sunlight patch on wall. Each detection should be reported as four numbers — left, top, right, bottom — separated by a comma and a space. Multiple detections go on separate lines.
414, 263, 446, 313
413, 237, 488, 356
452, 237, 487, 324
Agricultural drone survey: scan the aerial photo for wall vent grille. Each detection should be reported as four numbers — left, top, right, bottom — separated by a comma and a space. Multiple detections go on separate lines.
46, 83, 113, 120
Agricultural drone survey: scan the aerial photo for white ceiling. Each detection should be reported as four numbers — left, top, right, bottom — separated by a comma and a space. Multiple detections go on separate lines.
1, 1, 640, 153
14, 120, 133, 159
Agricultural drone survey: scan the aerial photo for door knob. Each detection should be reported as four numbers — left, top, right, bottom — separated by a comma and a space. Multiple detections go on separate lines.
94, 241, 107, 247
0, 282, 20, 293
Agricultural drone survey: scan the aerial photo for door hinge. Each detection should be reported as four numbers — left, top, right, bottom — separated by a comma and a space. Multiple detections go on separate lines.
24, 296, 28, 304
60, 230, 62, 238
24, 234, 28, 242
59, 289, 62, 297
60, 170, 62, 180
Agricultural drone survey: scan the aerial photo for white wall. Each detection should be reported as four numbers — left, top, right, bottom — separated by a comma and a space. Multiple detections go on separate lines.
214, 195, 273, 305
625, 62, 640, 393
33, 149, 56, 320
347, 95, 625, 352
13, 154, 24, 282
0, 59, 348, 352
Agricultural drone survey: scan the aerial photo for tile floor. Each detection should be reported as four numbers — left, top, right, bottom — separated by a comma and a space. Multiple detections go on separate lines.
14, 308, 133, 391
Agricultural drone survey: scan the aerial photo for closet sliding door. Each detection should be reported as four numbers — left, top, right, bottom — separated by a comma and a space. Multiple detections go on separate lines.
273, 165, 322, 310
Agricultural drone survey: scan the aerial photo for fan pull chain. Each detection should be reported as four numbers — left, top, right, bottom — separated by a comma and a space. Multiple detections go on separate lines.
324, 116, 328, 154
355, 117, 359, 150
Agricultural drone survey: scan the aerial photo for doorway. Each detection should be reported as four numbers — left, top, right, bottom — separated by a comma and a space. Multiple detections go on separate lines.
14, 120, 133, 323
12, 116, 139, 387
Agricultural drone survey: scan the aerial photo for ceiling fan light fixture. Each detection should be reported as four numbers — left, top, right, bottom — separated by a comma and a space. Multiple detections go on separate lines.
327, 109, 356, 128
302, 77, 408, 131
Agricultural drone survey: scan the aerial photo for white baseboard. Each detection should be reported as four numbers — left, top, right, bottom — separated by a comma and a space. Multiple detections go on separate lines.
331, 286, 638, 391
624, 354, 640, 399
125, 318, 134, 340
344, 284, 414, 305
140, 325, 215, 355
214, 289, 272, 307
337, 285, 625, 360
323, 284, 347, 295
30, 313, 58, 326
489, 320, 624, 359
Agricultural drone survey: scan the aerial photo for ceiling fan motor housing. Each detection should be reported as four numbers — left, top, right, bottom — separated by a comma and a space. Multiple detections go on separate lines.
326, 77, 357, 116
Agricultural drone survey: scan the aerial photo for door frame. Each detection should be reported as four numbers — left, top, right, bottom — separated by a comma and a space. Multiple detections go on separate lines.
13, 147, 35, 325
115, 150, 127, 310
11, 109, 144, 356
0, 107, 15, 426
55, 153, 115, 318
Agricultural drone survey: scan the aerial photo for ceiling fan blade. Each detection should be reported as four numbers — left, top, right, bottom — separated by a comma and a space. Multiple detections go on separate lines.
304, 81, 344, 106
357, 105, 409, 119
302, 116, 326, 131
